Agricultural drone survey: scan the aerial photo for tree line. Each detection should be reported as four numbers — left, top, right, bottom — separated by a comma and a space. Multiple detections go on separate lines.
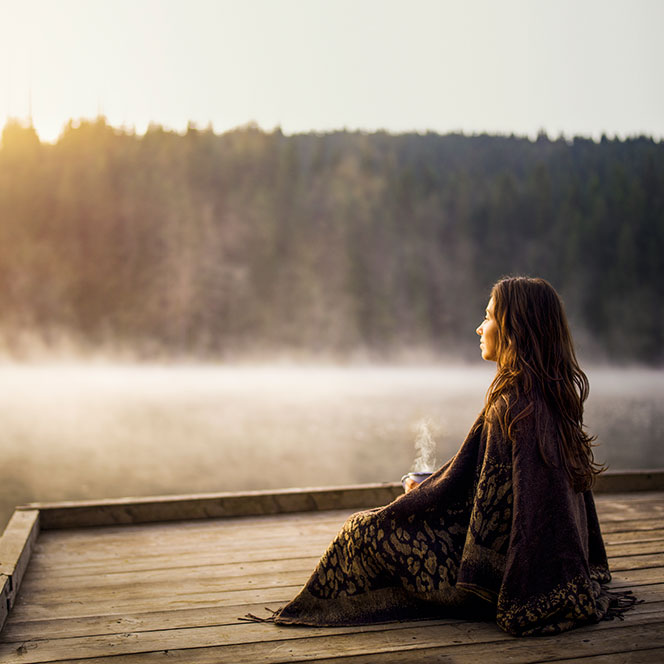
0, 118, 662, 363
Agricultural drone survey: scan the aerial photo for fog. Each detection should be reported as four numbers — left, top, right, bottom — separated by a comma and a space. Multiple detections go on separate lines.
1, 363, 662, 530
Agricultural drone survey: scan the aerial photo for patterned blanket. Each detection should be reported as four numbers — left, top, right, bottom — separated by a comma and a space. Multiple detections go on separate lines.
257, 402, 636, 636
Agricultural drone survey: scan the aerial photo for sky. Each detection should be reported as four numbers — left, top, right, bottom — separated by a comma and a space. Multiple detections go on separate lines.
1, 0, 663, 143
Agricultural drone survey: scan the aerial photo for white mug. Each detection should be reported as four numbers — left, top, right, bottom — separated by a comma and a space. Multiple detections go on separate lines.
401, 471, 432, 489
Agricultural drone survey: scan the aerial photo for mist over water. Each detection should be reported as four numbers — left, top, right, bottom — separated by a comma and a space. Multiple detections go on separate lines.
1, 363, 662, 530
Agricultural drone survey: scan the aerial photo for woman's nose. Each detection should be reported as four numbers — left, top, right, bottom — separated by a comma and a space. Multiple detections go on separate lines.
476, 324, 482, 336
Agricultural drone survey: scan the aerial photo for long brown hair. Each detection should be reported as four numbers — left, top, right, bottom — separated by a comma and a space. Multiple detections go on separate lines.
485, 276, 603, 491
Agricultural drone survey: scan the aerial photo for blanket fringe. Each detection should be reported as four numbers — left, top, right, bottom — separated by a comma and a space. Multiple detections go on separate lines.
238, 607, 280, 623
603, 589, 642, 621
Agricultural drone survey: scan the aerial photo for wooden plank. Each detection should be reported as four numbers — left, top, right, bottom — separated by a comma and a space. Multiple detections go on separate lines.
1, 598, 297, 642
596, 495, 664, 511
608, 566, 664, 587
29, 524, 336, 557
604, 528, 664, 544
28, 529, 329, 558
596, 491, 664, 503
609, 553, 664, 572
27, 536, 330, 565
17, 485, 403, 529
6, 583, 664, 645
3, 611, 662, 664
551, 648, 664, 663
30, 507, 357, 545
19, 555, 321, 595
595, 502, 664, 521
31, 513, 348, 542
26, 543, 323, 572
0, 575, 9, 635
27, 541, 324, 571
0, 616, 463, 663
310, 639, 664, 664
11, 571, 313, 619
0, 510, 39, 611
29, 515, 348, 554
606, 540, 664, 556
7, 581, 304, 621
304, 620, 664, 664
606, 583, 664, 606
25, 548, 326, 580
0, 511, 40, 576
594, 471, 664, 493
600, 518, 664, 534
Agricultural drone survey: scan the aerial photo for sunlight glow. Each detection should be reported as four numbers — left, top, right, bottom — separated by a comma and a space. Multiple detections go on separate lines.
2, 0, 663, 142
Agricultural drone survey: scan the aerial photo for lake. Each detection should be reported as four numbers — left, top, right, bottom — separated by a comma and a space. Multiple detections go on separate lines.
1, 363, 662, 529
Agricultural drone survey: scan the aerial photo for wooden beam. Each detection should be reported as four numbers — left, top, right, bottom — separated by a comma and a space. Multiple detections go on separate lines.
15, 472, 664, 530
595, 470, 664, 493
0, 509, 38, 567
17, 484, 403, 529
0, 510, 39, 634
0, 574, 9, 635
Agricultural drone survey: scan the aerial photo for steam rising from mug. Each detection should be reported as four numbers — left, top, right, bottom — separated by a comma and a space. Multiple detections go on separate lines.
411, 419, 438, 473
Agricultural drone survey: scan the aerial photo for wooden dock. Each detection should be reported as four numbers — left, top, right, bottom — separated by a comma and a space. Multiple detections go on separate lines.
0, 472, 663, 663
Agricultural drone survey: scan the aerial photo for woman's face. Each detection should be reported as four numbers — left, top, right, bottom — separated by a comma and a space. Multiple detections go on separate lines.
476, 297, 499, 362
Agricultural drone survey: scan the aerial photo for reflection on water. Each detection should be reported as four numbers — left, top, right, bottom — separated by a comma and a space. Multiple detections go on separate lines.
1, 364, 662, 529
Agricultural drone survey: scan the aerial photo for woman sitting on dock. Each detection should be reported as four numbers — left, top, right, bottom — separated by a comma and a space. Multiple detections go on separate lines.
254, 276, 636, 636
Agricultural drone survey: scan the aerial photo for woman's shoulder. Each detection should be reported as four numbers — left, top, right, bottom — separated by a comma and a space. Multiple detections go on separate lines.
485, 388, 532, 420
486, 388, 557, 439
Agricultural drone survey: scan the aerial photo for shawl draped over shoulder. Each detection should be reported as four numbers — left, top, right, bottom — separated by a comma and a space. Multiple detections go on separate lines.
265, 398, 635, 636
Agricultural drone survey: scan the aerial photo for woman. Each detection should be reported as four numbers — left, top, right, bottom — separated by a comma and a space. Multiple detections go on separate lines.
253, 276, 636, 636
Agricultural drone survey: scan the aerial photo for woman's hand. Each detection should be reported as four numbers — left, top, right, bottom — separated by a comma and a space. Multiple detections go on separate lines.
403, 478, 419, 493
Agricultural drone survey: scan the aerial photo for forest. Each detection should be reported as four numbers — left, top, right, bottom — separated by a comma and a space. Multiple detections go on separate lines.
0, 118, 662, 363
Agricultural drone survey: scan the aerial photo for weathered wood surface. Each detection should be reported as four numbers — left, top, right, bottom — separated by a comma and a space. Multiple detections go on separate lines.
17, 470, 664, 529
18, 485, 404, 529
0, 509, 39, 632
0, 510, 40, 578
593, 469, 664, 493
0, 575, 9, 634
2, 609, 663, 664
0, 491, 663, 663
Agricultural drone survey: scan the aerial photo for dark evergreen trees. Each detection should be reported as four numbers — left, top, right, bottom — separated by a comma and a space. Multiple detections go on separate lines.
0, 119, 662, 363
